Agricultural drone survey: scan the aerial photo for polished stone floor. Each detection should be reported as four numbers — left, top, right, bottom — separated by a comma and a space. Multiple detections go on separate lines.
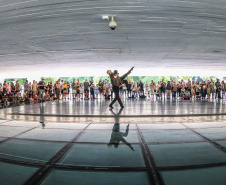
1, 99, 226, 118
0, 100, 226, 185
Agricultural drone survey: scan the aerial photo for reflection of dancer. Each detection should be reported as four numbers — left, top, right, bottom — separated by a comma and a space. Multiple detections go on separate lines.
107, 67, 134, 109
108, 108, 134, 151
40, 104, 45, 129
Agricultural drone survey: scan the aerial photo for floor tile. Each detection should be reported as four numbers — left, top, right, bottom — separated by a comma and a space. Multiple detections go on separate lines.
1, 121, 40, 127
216, 140, 226, 148
184, 122, 226, 129
148, 142, 226, 167
138, 123, 186, 130
0, 139, 65, 164
142, 129, 203, 143
161, 166, 226, 185
194, 127, 226, 140
44, 123, 88, 129
87, 124, 137, 130
58, 144, 144, 167
77, 130, 139, 143
0, 126, 33, 137
16, 128, 81, 142
0, 162, 39, 185
39, 170, 150, 185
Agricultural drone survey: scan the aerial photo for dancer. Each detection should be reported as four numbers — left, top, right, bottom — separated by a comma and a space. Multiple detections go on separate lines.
107, 67, 134, 109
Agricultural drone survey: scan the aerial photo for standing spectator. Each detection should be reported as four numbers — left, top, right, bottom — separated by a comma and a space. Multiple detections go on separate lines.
150, 80, 155, 99
24, 80, 28, 93
76, 79, 81, 99
106, 80, 110, 91
62, 81, 68, 101
210, 79, 215, 99
49, 82, 53, 94
202, 82, 207, 99
136, 82, 140, 97
71, 79, 76, 99
139, 81, 144, 96
38, 78, 45, 102
145, 81, 149, 95
32, 80, 38, 96
103, 81, 108, 91
2, 83, 7, 94
7, 83, 10, 93
187, 79, 191, 95
127, 80, 132, 97
60, 80, 64, 99
109, 83, 113, 99
15, 81, 20, 93
160, 80, 166, 99
67, 81, 70, 99
84, 79, 89, 95
207, 81, 211, 99
121, 83, 127, 98
90, 81, 95, 100
191, 81, 196, 99
79, 83, 84, 99
166, 81, 172, 99
215, 79, 221, 99
132, 82, 137, 97
195, 82, 200, 98
94, 84, 99, 98
98, 80, 103, 99
28, 82, 32, 95
222, 81, 226, 99
55, 81, 60, 100
177, 82, 181, 98
11, 82, 16, 95
172, 82, 177, 99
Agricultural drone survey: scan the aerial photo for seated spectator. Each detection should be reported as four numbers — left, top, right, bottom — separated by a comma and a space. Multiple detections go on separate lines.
33, 94, 38, 102
84, 91, 89, 100
44, 93, 51, 101
104, 88, 111, 100
180, 89, 185, 100
184, 89, 190, 100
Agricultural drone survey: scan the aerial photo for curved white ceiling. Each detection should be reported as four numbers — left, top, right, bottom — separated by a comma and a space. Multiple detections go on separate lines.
0, 0, 226, 77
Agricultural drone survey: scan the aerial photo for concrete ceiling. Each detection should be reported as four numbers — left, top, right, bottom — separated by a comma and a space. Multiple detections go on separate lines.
0, 0, 226, 77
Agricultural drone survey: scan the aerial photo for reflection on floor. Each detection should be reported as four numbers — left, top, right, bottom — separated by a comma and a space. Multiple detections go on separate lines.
0, 117, 226, 184
0, 100, 226, 185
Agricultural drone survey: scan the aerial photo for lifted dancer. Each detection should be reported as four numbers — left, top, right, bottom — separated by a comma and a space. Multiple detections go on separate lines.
107, 67, 134, 109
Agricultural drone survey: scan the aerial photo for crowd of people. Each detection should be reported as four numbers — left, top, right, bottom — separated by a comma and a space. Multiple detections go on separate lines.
0, 77, 225, 104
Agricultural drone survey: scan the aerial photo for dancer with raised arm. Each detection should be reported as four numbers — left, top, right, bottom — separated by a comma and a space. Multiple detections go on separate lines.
107, 67, 134, 109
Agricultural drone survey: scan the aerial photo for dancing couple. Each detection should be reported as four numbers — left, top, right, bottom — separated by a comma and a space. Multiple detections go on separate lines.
107, 67, 134, 109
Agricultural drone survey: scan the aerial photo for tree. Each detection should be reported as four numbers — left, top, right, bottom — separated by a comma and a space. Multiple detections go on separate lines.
16, 78, 27, 85
44, 77, 58, 83
4, 78, 16, 83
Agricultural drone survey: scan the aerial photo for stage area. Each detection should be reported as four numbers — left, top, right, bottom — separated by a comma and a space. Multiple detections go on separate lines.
1, 99, 226, 117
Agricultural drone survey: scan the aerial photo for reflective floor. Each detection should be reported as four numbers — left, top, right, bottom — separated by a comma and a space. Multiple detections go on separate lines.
0, 100, 226, 185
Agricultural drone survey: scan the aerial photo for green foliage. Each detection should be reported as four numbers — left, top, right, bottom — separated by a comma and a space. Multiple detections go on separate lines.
180, 76, 193, 81
208, 76, 217, 82
4, 78, 16, 83
93, 76, 110, 84
17, 78, 27, 85
170, 76, 179, 83
4, 76, 225, 86
59, 77, 93, 84
4, 78, 27, 85
44, 77, 58, 83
